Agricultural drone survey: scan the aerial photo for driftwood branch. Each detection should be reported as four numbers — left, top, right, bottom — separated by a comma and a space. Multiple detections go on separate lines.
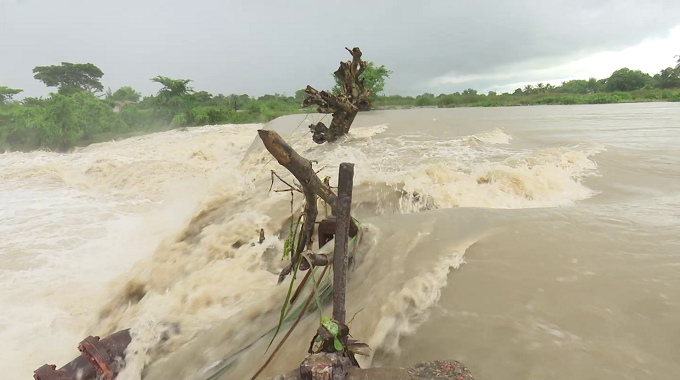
259, 129, 361, 282
296, 187, 317, 271
304, 253, 330, 267
259, 130, 339, 207
270, 170, 301, 193
258, 129, 358, 230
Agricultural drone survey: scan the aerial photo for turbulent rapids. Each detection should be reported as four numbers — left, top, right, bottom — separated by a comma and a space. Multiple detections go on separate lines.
2, 104, 680, 379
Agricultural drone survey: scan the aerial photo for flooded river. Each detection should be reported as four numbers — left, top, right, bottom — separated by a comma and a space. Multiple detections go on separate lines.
1, 103, 679, 379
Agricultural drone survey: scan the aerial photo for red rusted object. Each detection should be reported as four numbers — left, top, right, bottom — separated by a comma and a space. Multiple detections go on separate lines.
33, 329, 131, 380
33, 364, 72, 380
317, 217, 358, 249
318, 218, 336, 249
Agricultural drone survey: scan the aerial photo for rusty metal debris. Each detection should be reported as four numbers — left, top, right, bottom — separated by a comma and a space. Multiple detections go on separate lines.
33, 329, 131, 380
317, 216, 358, 249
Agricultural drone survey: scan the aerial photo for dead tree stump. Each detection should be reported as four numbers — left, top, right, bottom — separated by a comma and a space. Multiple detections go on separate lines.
302, 47, 371, 144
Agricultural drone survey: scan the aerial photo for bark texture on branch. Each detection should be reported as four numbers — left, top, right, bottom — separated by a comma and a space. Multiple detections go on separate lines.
259, 130, 338, 207
297, 187, 318, 271
302, 47, 371, 144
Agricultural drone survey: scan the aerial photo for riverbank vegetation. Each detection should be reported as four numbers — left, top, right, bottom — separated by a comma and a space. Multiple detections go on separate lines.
1, 56, 679, 152
378, 87, 680, 108
0, 64, 305, 151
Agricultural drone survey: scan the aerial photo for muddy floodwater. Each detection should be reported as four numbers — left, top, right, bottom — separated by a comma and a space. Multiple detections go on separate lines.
2, 103, 679, 379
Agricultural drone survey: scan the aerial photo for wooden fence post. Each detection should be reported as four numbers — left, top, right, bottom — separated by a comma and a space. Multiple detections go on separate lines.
332, 163, 354, 324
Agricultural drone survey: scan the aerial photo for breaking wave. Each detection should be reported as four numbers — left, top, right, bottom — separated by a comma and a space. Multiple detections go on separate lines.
1, 115, 603, 379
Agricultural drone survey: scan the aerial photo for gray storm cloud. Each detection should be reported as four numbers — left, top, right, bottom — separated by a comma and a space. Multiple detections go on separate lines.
1, 0, 679, 98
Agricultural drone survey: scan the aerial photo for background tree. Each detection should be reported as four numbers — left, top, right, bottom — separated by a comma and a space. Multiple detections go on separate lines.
33, 62, 104, 95
150, 76, 195, 123
21, 97, 44, 107
605, 68, 653, 92
229, 94, 252, 110
653, 65, 680, 89
333, 61, 391, 104
191, 91, 213, 104
587, 77, 604, 93
295, 89, 306, 101
107, 86, 142, 102
151, 76, 193, 99
415, 92, 436, 106
559, 80, 589, 94
0, 86, 23, 104
462, 88, 477, 96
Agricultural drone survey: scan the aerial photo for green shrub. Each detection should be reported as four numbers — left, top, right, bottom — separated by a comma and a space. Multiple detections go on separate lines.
191, 107, 210, 125
171, 113, 188, 127
586, 94, 618, 104
415, 96, 436, 107
475, 99, 506, 107
40, 94, 84, 151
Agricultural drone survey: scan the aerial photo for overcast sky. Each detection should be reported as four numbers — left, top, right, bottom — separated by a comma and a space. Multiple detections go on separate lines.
1, 0, 679, 98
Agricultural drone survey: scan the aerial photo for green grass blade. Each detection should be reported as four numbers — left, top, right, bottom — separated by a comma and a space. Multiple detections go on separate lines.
303, 255, 326, 324
265, 252, 303, 354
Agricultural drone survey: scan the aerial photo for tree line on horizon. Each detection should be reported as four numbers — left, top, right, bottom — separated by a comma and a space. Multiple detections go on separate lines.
382, 56, 680, 107
1, 55, 679, 152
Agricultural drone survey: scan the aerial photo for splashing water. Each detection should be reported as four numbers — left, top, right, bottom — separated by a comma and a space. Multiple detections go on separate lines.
3, 104, 680, 380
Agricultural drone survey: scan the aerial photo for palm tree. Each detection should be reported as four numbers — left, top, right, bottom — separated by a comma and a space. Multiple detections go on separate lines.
150, 76, 194, 115
151, 76, 193, 99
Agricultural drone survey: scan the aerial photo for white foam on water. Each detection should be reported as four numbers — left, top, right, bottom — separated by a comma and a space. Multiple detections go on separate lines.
0, 124, 261, 378
1, 120, 604, 379
363, 241, 470, 364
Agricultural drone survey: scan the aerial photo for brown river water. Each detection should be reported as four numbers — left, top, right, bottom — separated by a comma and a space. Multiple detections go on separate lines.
1, 103, 679, 379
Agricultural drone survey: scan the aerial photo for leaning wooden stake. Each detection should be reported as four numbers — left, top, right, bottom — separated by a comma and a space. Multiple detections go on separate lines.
291, 163, 356, 380
332, 163, 353, 325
